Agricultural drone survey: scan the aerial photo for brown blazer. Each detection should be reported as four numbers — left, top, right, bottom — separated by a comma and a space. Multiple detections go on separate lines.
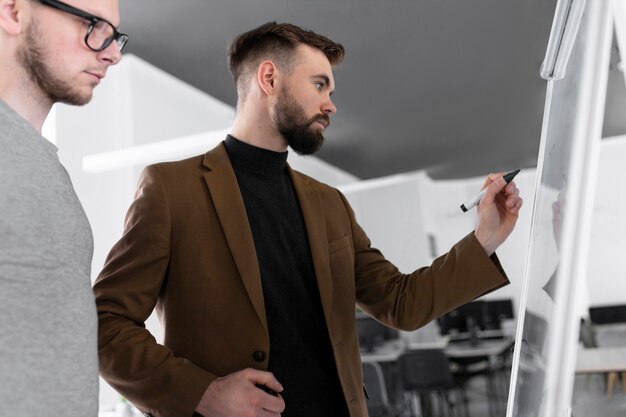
94, 143, 508, 417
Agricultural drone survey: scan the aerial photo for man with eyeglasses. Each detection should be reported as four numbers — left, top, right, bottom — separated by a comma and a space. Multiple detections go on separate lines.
0, 0, 127, 415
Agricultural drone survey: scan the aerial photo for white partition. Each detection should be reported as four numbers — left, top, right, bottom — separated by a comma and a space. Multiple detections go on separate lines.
340, 172, 430, 274
586, 135, 626, 306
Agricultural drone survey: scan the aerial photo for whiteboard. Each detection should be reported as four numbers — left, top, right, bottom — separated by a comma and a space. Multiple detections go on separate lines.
506, 1, 613, 416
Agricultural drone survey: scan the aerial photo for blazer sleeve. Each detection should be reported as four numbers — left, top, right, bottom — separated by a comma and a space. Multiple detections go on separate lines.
337, 191, 509, 330
93, 166, 215, 417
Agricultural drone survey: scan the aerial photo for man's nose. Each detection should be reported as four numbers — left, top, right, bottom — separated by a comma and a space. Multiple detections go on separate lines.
98, 41, 123, 66
322, 98, 337, 115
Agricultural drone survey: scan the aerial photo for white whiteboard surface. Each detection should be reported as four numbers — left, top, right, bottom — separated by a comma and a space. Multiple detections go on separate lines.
506, 1, 613, 416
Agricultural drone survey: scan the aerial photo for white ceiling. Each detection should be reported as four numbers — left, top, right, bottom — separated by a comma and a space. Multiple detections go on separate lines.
117, 0, 626, 180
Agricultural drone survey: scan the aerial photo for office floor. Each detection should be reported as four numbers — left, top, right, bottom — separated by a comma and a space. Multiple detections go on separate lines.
464, 373, 508, 417
571, 374, 626, 417
398, 367, 626, 417
461, 370, 626, 417
571, 326, 626, 417
453, 374, 626, 417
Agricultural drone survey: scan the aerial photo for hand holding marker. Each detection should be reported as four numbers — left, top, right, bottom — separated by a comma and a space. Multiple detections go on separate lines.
460, 169, 520, 212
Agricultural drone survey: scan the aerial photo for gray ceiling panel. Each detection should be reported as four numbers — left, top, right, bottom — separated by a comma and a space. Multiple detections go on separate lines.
118, 0, 625, 179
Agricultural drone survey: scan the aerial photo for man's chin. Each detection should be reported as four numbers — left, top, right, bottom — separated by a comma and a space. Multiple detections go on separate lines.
290, 138, 324, 156
57, 91, 93, 107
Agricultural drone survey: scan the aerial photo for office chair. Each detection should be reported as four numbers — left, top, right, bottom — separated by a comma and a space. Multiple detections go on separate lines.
579, 318, 598, 348
398, 349, 469, 417
484, 299, 515, 330
362, 361, 400, 417
588, 304, 626, 324
448, 343, 504, 417
357, 315, 399, 352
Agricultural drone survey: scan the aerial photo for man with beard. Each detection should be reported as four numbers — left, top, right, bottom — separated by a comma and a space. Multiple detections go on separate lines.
94, 22, 522, 417
0, 0, 126, 415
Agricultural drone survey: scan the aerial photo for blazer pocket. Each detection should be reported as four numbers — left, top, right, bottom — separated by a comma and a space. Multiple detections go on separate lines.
328, 234, 350, 254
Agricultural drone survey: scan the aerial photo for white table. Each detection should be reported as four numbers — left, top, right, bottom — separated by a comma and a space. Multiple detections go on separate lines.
575, 346, 626, 374
575, 347, 626, 398
446, 338, 514, 359
360, 336, 514, 362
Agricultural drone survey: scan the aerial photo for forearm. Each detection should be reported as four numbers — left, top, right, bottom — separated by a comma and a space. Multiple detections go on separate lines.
356, 232, 508, 331
94, 165, 215, 417
97, 310, 216, 417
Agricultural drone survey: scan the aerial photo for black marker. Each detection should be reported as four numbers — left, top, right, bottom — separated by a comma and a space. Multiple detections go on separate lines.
460, 169, 520, 212
256, 384, 279, 397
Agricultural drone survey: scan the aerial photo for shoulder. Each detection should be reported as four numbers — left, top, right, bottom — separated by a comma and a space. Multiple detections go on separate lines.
289, 168, 352, 212
145, 141, 230, 178
290, 168, 343, 196
147, 154, 207, 177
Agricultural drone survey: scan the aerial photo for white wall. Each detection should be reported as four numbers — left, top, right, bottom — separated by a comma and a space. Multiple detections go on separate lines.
585, 135, 626, 307
340, 172, 430, 273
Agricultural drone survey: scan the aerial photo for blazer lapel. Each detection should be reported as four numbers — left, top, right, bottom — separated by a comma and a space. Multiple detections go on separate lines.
289, 166, 334, 331
202, 144, 268, 333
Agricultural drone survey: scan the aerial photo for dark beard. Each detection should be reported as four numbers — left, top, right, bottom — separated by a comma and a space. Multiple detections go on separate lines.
274, 89, 329, 156
17, 19, 91, 106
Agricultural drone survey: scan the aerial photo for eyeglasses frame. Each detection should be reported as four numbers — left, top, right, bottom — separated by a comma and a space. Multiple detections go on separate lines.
37, 0, 128, 52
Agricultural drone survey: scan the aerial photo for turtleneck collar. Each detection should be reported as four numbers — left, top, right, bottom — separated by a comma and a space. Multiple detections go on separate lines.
224, 135, 289, 175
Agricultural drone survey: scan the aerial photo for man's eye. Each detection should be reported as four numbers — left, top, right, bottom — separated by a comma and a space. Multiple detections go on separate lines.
315, 82, 324, 90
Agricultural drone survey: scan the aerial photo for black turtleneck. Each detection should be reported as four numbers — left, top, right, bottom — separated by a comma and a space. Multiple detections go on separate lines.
224, 136, 348, 417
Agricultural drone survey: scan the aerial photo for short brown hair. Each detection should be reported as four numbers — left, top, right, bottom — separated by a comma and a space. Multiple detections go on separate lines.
227, 21, 344, 91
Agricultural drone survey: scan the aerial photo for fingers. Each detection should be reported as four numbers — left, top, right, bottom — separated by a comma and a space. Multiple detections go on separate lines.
504, 181, 523, 214
481, 173, 523, 214
255, 391, 285, 414
244, 368, 284, 394
509, 196, 523, 215
242, 369, 285, 413
196, 369, 285, 417
481, 172, 504, 189
480, 173, 508, 207
259, 410, 283, 417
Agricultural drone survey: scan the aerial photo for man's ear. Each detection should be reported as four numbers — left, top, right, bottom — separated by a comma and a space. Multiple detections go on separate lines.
257, 60, 278, 96
0, 0, 25, 36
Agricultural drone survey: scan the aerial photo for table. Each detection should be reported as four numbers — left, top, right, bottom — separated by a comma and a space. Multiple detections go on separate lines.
575, 346, 626, 374
360, 336, 514, 416
575, 347, 626, 398
360, 336, 514, 363
591, 322, 626, 332
446, 337, 514, 359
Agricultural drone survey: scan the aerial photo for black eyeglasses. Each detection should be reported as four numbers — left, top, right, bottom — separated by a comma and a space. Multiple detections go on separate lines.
37, 0, 128, 52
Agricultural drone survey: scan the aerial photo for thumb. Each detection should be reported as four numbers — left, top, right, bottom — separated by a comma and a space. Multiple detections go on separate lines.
245, 369, 284, 393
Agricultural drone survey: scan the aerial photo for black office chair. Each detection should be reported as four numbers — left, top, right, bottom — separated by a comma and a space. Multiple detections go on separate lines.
484, 299, 515, 330
398, 349, 468, 417
589, 304, 626, 324
447, 341, 505, 417
362, 361, 400, 417
357, 314, 399, 352
579, 318, 598, 348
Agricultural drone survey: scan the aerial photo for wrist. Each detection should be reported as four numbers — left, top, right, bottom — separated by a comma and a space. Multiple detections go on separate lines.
474, 229, 496, 256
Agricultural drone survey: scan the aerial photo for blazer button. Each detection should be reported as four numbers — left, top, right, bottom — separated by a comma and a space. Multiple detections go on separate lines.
252, 350, 266, 362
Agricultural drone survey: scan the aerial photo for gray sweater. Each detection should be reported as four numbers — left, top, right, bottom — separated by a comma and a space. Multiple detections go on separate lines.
0, 100, 98, 416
